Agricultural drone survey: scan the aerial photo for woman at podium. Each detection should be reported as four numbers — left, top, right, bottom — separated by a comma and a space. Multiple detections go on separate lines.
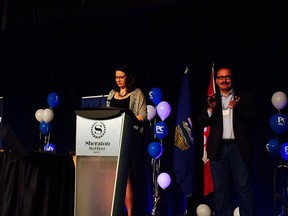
107, 64, 147, 216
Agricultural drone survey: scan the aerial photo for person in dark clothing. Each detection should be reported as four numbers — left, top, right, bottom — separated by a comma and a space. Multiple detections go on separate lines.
107, 64, 147, 216
198, 66, 257, 216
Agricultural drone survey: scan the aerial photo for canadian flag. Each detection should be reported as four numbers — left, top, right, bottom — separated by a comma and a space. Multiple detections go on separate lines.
203, 64, 215, 196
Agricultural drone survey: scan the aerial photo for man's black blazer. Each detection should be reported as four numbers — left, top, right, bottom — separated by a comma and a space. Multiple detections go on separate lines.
198, 90, 258, 165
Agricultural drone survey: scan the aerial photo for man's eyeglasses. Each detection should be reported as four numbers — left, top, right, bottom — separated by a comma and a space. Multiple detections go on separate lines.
216, 75, 232, 81
115, 76, 126, 80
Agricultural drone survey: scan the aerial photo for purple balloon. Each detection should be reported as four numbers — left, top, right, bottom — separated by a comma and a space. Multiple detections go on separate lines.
156, 101, 171, 121
157, 172, 171, 189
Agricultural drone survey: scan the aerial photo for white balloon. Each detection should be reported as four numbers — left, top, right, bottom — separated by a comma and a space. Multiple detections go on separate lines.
42, 108, 54, 123
233, 207, 240, 216
35, 109, 44, 122
147, 105, 156, 120
196, 204, 211, 216
271, 91, 288, 110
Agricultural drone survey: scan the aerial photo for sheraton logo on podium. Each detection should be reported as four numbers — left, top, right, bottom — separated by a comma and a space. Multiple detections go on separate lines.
90, 121, 106, 139
84, 141, 111, 152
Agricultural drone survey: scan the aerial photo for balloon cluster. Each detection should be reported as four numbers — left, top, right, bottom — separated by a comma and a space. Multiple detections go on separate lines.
148, 87, 172, 215
34, 92, 60, 152
148, 87, 171, 188
266, 91, 288, 160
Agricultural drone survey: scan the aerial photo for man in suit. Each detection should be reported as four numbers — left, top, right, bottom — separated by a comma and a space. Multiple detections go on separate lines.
198, 66, 257, 216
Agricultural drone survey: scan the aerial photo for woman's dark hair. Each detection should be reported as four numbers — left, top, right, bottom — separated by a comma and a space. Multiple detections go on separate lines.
113, 64, 136, 93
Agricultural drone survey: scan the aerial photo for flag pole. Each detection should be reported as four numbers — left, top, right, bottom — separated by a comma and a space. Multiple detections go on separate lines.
203, 63, 215, 207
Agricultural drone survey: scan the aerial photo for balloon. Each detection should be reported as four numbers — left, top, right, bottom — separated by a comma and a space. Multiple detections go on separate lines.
148, 141, 163, 159
42, 108, 54, 123
271, 91, 288, 110
156, 101, 171, 121
47, 92, 60, 108
39, 121, 52, 136
269, 113, 288, 134
266, 138, 280, 158
154, 121, 168, 139
233, 207, 240, 216
149, 87, 163, 106
147, 105, 156, 120
280, 142, 288, 161
196, 204, 211, 216
157, 172, 171, 189
35, 109, 44, 122
44, 143, 56, 152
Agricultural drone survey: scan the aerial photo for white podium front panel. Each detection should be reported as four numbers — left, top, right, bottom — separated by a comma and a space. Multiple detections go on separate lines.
75, 156, 118, 216
75, 109, 133, 216
76, 115, 124, 156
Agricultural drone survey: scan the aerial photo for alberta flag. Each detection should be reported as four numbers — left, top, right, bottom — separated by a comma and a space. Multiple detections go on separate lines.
173, 67, 194, 197
203, 64, 215, 196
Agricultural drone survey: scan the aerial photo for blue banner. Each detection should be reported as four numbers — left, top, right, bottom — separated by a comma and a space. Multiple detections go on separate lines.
173, 69, 195, 197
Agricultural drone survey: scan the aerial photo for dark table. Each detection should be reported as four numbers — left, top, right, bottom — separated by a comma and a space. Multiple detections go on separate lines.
0, 151, 75, 216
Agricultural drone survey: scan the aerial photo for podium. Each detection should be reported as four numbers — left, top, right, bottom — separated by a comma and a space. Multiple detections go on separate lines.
74, 107, 136, 216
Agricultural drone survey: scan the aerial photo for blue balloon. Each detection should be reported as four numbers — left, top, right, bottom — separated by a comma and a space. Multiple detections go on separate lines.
154, 121, 168, 139
266, 138, 280, 158
47, 92, 60, 108
148, 141, 163, 159
269, 114, 288, 134
149, 87, 163, 106
39, 121, 52, 136
281, 142, 288, 161
44, 143, 56, 152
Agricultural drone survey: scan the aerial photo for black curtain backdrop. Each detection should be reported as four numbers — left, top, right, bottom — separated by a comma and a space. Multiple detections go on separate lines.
0, 1, 288, 215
